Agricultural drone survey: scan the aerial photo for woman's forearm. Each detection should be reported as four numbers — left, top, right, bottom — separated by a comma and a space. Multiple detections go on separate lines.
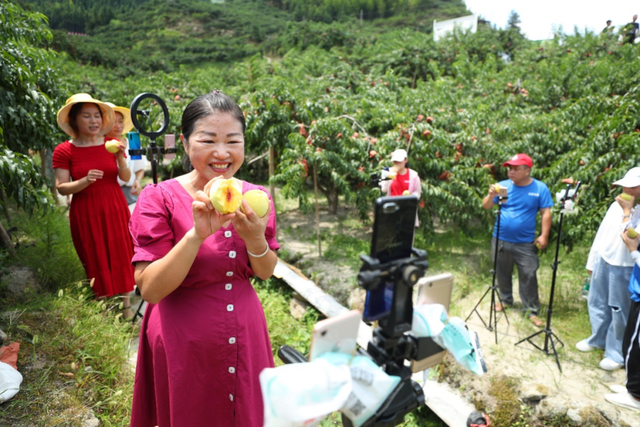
57, 176, 92, 195
135, 228, 205, 304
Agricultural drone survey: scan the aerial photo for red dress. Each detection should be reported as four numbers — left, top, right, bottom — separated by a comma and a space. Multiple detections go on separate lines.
129, 179, 278, 427
52, 141, 135, 297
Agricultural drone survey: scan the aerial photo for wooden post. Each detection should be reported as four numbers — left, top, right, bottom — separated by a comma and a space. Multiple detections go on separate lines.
313, 165, 321, 256
269, 145, 276, 213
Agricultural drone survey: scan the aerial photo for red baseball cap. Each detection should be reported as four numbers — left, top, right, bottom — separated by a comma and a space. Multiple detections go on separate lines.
502, 153, 533, 168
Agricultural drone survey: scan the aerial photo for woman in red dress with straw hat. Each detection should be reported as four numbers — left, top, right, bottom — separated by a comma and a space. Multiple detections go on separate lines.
53, 93, 136, 316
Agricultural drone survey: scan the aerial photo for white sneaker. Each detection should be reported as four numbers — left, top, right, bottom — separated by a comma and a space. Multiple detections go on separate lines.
609, 384, 628, 394
599, 358, 624, 371
605, 393, 640, 411
576, 339, 597, 352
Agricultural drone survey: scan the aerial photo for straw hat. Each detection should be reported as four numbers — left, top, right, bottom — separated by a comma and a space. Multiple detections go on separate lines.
56, 93, 115, 138
104, 102, 134, 135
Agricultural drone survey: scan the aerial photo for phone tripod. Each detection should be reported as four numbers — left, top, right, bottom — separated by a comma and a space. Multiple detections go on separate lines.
466, 196, 510, 344
128, 93, 176, 324
515, 182, 580, 372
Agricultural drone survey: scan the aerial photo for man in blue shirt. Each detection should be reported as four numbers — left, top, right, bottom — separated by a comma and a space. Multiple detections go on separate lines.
482, 153, 553, 327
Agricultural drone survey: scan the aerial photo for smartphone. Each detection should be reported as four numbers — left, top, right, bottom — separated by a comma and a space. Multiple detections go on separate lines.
410, 273, 454, 372
128, 131, 142, 160
363, 196, 418, 322
164, 134, 176, 160
309, 310, 362, 361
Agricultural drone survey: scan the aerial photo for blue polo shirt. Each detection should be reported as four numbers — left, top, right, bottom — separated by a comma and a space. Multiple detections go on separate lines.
492, 178, 553, 244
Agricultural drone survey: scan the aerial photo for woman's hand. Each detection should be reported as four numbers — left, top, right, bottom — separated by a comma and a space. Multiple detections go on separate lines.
114, 140, 127, 161
621, 229, 640, 253
131, 179, 142, 196
232, 199, 271, 252
616, 194, 634, 212
191, 177, 235, 241
86, 169, 104, 183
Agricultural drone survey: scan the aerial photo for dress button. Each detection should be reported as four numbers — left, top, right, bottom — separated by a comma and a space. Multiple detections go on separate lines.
225, 283, 232, 291
229, 337, 236, 344
229, 251, 236, 258
229, 367, 235, 374
226, 271, 233, 277
227, 304, 234, 312
229, 394, 234, 401
224, 231, 232, 238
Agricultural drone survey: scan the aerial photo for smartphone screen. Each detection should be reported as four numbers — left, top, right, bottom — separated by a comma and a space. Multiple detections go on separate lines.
363, 196, 418, 322
164, 134, 176, 160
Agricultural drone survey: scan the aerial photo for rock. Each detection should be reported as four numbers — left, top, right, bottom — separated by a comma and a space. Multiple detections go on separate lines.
521, 383, 548, 404
81, 408, 100, 427
536, 396, 568, 420
566, 407, 583, 424
4, 266, 41, 301
595, 403, 619, 426
289, 297, 309, 320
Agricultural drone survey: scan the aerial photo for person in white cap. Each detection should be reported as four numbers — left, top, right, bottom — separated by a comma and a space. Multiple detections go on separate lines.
379, 148, 422, 226
577, 167, 640, 370
610, 207, 640, 410
482, 153, 553, 327
104, 102, 147, 209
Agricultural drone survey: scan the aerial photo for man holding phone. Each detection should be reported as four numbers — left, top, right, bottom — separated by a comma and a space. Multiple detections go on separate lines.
482, 153, 553, 327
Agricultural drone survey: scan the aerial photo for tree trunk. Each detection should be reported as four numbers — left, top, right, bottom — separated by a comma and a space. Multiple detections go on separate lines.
0, 222, 15, 256
0, 187, 10, 223
40, 149, 59, 203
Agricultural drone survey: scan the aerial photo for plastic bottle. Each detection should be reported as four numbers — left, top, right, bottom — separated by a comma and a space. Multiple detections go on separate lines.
582, 276, 591, 299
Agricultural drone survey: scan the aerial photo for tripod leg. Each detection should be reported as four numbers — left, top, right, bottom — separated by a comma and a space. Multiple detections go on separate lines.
466, 285, 492, 328
548, 332, 563, 373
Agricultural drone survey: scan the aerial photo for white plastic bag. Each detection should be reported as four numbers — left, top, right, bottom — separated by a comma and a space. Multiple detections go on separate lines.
260, 357, 352, 427
0, 361, 23, 403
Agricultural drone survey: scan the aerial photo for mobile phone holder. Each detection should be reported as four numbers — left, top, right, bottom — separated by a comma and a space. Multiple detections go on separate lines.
280, 247, 453, 426
515, 181, 581, 372
129, 92, 177, 324
129, 92, 178, 186
466, 194, 511, 344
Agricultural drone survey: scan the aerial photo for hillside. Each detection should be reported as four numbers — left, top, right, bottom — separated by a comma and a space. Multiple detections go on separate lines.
19, 0, 469, 73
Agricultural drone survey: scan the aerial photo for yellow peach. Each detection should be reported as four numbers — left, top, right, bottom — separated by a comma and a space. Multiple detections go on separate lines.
242, 190, 269, 217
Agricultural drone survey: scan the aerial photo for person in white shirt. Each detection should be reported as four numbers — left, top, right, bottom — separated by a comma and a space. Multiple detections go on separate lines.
577, 167, 640, 370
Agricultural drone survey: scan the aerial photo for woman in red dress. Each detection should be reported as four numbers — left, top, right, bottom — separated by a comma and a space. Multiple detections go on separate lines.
53, 93, 135, 317
129, 91, 278, 426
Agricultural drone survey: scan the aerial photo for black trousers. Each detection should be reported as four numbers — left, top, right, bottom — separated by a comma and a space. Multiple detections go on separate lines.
623, 300, 640, 398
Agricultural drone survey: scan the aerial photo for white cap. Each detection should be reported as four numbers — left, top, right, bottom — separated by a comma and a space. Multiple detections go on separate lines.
613, 167, 640, 187
391, 149, 407, 162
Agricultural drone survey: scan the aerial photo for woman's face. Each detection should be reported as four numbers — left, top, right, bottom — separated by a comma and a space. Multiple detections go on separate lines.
107, 112, 125, 138
74, 103, 103, 137
183, 112, 245, 183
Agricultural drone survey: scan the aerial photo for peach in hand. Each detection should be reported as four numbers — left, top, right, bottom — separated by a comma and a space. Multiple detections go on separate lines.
105, 140, 120, 154
241, 190, 269, 217
209, 178, 243, 214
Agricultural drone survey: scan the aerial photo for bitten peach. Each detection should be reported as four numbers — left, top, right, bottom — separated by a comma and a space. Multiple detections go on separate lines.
621, 193, 633, 202
209, 178, 243, 214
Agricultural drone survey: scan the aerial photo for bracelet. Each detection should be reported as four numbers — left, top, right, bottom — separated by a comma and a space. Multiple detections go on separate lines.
623, 215, 631, 219
118, 164, 128, 170
247, 243, 270, 258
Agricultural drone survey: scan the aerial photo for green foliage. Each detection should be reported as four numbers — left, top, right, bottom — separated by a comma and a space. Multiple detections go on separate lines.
0, 1, 58, 214
14, 205, 85, 290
